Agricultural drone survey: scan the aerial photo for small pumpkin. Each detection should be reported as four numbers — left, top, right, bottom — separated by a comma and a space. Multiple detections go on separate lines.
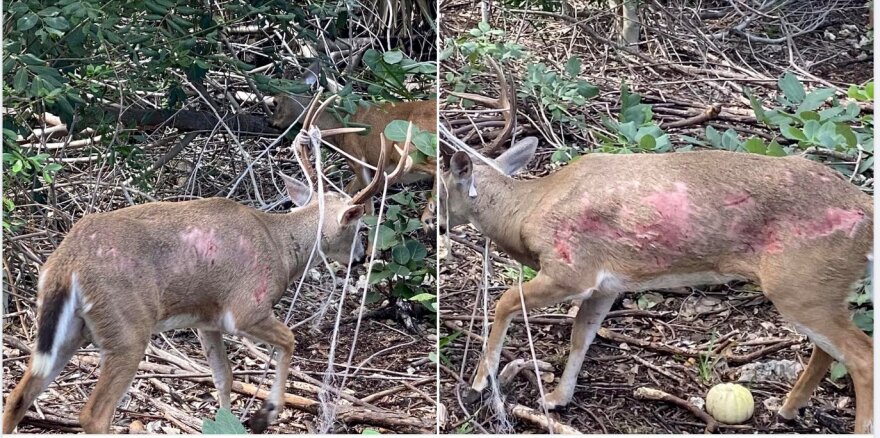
705, 383, 754, 424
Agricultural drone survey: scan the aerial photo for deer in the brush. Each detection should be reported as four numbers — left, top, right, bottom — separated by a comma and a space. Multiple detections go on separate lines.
439, 137, 873, 433
2, 116, 412, 434
271, 62, 438, 230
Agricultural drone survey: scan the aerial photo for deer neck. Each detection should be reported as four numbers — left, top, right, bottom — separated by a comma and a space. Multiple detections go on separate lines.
262, 203, 323, 280
469, 173, 539, 266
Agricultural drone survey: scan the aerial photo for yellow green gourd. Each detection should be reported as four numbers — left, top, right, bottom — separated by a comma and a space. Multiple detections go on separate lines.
706, 383, 755, 424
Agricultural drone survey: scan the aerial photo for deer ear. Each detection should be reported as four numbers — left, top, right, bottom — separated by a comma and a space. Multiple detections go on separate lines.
279, 173, 312, 206
338, 204, 365, 225
450, 151, 473, 182
494, 137, 538, 175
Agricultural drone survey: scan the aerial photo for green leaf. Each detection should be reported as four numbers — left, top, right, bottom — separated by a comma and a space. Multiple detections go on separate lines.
202, 408, 246, 434
705, 125, 722, 148
362, 429, 382, 435
392, 245, 411, 265
409, 292, 436, 302
384, 120, 413, 142
564, 56, 581, 77
796, 88, 835, 113
829, 361, 848, 382
387, 263, 410, 276
477, 21, 490, 32
44, 16, 69, 30
368, 268, 393, 285
782, 125, 807, 142
742, 137, 767, 154
766, 140, 787, 157
17, 13, 39, 31
405, 240, 428, 261
638, 134, 656, 150
383, 50, 404, 64
778, 72, 806, 105
802, 120, 821, 140
13, 68, 28, 92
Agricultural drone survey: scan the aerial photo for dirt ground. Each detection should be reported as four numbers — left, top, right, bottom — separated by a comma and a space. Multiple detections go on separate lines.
437, 0, 872, 433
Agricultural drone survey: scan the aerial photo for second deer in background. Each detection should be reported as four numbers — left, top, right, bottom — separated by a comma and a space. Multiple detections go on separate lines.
272, 64, 438, 230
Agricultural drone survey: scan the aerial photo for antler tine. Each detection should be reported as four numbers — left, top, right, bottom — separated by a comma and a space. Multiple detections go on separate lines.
445, 57, 516, 156
483, 56, 516, 156
350, 134, 389, 205
384, 122, 413, 185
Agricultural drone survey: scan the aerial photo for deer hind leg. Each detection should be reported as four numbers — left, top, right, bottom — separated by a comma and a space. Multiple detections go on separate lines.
241, 318, 296, 433
79, 340, 149, 433
471, 272, 579, 393
540, 290, 617, 410
2, 319, 87, 433
762, 270, 873, 433
198, 330, 232, 409
778, 346, 833, 420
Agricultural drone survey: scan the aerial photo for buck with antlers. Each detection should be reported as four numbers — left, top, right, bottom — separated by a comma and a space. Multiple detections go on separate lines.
2, 101, 412, 433
271, 63, 438, 230
439, 136, 873, 433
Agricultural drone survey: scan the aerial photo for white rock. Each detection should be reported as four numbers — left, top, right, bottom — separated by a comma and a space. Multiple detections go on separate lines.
737, 359, 803, 383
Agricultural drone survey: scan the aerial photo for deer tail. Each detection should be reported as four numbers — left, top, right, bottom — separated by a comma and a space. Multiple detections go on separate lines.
31, 270, 78, 378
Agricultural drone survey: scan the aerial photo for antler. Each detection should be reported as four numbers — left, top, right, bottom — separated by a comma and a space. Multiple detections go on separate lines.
447, 57, 516, 156
295, 92, 367, 187
350, 123, 413, 205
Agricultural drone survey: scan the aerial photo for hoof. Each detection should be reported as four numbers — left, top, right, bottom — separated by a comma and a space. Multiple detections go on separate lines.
461, 387, 484, 405
539, 393, 568, 411
245, 402, 276, 434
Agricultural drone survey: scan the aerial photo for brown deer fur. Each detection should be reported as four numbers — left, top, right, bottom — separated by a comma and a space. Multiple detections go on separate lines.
440, 140, 873, 433
2, 178, 372, 434
272, 95, 438, 228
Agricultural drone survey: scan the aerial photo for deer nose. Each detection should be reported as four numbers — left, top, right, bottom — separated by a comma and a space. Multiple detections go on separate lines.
438, 224, 447, 235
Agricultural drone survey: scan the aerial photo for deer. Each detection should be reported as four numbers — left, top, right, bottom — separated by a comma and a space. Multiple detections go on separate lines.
438, 135, 873, 433
2, 102, 412, 434
271, 62, 438, 230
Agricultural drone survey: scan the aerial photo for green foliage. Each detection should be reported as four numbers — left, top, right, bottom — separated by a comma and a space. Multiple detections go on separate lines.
683, 76, 874, 184
363, 49, 436, 100
520, 58, 598, 127
362, 428, 382, 434
596, 84, 670, 154
697, 332, 720, 384
202, 408, 246, 434
363, 157, 437, 312
441, 23, 524, 107
435, 330, 463, 366
384, 120, 437, 163
501, 265, 537, 282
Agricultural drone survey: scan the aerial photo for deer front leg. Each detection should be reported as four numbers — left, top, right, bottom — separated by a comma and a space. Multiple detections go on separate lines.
540, 290, 617, 410
241, 318, 296, 434
471, 273, 574, 393
198, 330, 232, 409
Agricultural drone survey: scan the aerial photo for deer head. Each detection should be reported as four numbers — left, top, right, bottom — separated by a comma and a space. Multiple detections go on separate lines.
438, 137, 538, 234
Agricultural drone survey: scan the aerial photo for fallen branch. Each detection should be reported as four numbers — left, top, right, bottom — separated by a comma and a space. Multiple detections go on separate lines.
598, 328, 799, 365
663, 104, 723, 129
510, 404, 583, 434
633, 387, 718, 433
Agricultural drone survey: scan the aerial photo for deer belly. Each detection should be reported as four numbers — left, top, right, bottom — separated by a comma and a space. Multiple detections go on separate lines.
153, 314, 207, 333
622, 271, 747, 292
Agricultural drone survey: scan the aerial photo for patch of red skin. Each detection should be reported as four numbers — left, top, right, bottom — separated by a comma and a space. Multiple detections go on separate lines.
253, 269, 270, 303
553, 228, 573, 264
180, 227, 220, 262
735, 208, 866, 254
552, 183, 692, 265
